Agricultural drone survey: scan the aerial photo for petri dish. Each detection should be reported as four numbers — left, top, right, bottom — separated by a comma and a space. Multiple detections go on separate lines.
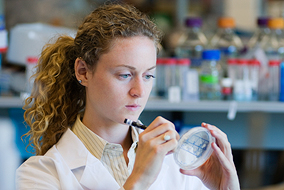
174, 127, 215, 170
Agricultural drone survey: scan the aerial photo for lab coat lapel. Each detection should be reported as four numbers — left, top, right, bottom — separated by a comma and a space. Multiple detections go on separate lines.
80, 153, 120, 190
57, 129, 120, 189
56, 129, 89, 168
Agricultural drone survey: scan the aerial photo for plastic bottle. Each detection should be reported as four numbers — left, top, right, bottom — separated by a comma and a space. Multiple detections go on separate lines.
263, 18, 284, 60
175, 58, 199, 101
221, 77, 233, 100
164, 58, 178, 98
184, 68, 199, 101
268, 60, 280, 101
223, 58, 238, 101
0, 0, 8, 94
257, 18, 284, 101
156, 58, 176, 100
175, 58, 190, 101
234, 59, 252, 101
0, 0, 7, 54
199, 49, 222, 100
247, 17, 270, 50
227, 58, 238, 86
164, 58, 177, 101
26, 57, 38, 94
175, 17, 208, 70
209, 17, 244, 75
248, 59, 261, 101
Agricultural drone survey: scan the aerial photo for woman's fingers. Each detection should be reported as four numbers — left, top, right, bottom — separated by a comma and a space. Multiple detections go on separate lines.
179, 167, 201, 177
137, 116, 180, 157
141, 116, 180, 143
202, 123, 233, 162
146, 116, 175, 131
159, 130, 179, 143
211, 142, 235, 171
179, 123, 240, 190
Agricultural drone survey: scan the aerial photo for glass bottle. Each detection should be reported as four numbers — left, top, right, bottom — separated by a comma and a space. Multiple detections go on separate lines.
247, 17, 270, 50
199, 49, 222, 100
175, 17, 208, 70
263, 18, 284, 60
209, 17, 244, 75
248, 59, 261, 101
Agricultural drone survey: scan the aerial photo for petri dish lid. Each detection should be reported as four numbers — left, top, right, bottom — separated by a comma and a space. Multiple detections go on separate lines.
174, 127, 215, 170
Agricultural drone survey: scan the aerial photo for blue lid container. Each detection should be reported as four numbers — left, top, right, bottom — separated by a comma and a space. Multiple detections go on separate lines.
280, 62, 284, 101
202, 49, 221, 60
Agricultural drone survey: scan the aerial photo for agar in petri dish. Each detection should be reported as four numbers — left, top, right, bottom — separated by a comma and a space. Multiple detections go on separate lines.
174, 127, 215, 170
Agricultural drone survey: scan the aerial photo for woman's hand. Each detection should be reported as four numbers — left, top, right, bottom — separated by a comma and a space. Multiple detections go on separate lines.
124, 116, 179, 190
180, 123, 240, 190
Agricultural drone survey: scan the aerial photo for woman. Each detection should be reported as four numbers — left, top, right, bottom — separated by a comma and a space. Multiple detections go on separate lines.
16, 3, 240, 190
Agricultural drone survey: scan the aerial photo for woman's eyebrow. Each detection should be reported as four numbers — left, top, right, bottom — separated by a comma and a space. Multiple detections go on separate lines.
116, 65, 156, 71
116, 65, 136, 70
147, 66, 156, 71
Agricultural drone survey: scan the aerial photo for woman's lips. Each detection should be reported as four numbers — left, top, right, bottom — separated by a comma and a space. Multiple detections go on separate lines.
125, 104, 141, 111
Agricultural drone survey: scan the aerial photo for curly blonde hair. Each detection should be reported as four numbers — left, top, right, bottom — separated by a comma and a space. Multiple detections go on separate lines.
23, 3, 162, 155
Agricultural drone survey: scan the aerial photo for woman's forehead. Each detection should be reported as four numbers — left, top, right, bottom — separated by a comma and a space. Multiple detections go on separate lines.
96, 36, 156, 70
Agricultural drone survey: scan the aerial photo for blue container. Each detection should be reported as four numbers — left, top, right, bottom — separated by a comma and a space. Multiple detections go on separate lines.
202, 49, 221, 60
280, 62, 284, 101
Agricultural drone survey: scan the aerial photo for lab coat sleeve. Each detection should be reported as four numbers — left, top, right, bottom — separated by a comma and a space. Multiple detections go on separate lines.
16, 156, 60, 190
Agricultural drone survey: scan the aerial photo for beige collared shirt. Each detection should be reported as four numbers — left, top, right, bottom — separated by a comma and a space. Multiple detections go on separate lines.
72, 115, 139, 187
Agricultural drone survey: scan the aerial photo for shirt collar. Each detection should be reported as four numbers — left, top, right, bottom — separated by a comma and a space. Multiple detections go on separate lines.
72, 114, 140, 160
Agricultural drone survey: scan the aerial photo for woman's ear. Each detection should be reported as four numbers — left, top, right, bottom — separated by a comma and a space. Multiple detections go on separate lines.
74, 58, 88, 86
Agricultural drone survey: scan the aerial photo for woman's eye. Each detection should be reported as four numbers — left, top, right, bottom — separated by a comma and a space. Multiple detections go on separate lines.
144, 75, 156, 80
119, 74, 131, 79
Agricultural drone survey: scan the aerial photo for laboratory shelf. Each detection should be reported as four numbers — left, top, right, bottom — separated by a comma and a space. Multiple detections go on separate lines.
1, 96, 284, 113
0, 97, 25, 108
145, 99, 284, 113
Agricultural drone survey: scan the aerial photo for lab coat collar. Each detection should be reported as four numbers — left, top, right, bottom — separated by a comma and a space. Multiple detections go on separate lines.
80, 153, 120, 189
56, 128, 89, 170
56, 128, 170, 189
56, 128, 120, 189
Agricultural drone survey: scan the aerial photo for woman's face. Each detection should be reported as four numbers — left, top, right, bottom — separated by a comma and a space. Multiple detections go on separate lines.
85, 36, 157, 126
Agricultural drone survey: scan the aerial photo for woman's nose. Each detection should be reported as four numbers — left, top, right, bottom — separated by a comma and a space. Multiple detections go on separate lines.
129, 78, 145, 98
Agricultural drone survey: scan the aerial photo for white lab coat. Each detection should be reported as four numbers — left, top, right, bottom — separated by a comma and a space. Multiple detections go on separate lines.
16, 128, 209, 190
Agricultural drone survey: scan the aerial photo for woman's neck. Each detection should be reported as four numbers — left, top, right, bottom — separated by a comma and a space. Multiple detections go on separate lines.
81, 111, 133, 150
